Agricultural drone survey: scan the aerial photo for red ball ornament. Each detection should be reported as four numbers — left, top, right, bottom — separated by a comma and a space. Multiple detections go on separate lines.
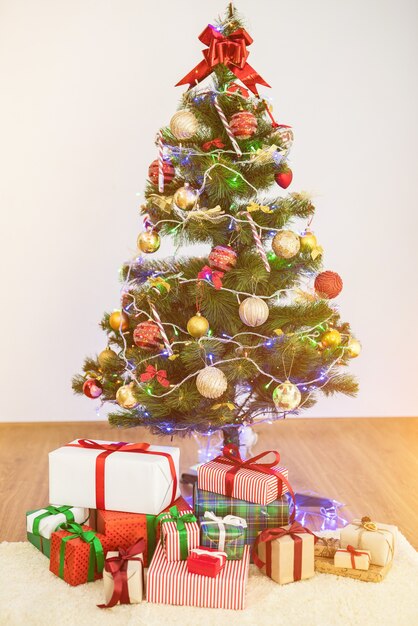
148, 159, 175, 186
208, 245, 238, 272
315, 271, 343, 299
230, 111, 257, 140
275, 169, 293, 189
83, 378, 103, 399
133, 320, 163, 351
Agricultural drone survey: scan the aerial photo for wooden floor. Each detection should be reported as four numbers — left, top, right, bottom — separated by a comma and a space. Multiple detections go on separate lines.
1, 418, 418, 547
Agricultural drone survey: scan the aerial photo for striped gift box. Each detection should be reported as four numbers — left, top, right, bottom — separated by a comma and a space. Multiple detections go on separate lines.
147, 542, 250, 610
161, 516, 200, 561
197, 458, 289, 505
194, 485, 290, 561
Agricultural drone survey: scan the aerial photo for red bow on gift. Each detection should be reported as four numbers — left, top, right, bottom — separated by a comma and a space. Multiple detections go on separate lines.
198, 265, 224, 290
176, 24, 270, 96
202, 138, 226, 151
98, 538, 145, 608
140, 365, 170, 387
226, 82, 250, 98
345, 544, 370, 569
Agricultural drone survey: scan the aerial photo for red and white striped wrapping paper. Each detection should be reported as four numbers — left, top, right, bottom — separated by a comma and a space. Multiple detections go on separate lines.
161, 516, 200, 561
197, 460, 289, 505
147, 542, 250, 610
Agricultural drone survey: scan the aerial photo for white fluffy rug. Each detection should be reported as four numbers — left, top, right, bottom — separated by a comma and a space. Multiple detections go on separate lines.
1, 533, 418, 626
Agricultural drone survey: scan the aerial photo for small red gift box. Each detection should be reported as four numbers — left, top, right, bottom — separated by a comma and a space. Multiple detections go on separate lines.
187, 547, 227, 577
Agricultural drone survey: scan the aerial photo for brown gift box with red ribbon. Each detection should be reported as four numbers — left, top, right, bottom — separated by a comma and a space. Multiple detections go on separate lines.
99, 539, 145, 609
197, 444, 291, 506
253, 522, 317, 585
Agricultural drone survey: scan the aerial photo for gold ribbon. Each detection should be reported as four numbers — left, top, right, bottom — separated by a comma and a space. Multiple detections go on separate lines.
251, 144, 279, 164
148, 194, 173, 212
185, 206, 224, 220
148, 276, 171, 293
211, 402, 236, 411
246, 201, 273, 214
310, 245, 323, 261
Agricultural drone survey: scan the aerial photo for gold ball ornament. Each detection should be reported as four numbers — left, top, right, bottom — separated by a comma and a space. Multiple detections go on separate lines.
173, 184, 199, 211
97, 348, 117, 368
196, 366, 228, 399
187, 312, 209, 338
109, 310, 129, 332
272, 230, 301, 259
170, 110, 199, 140
137, 230, 160, 254
321, 329, 342, 347
300, 231, 317, 251
116, 382, 138, 409
272, 381, 301, 411
239, 297, 269, 327
346, 337, 361, 358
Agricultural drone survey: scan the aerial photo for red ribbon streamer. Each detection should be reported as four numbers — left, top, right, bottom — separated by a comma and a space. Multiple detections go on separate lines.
176, 24, 270, 96
98, 538, 145, 608
198, 265, 224, 290
253, 522, 317, 581
202, 138, 226, 151
66, 439, 178, 510
140, 364, 170, 387
214, 445, 296, 517
226, 82, 249, 98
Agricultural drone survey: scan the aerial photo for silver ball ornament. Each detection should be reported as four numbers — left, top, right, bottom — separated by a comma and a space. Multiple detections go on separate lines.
239, 297, 269, 327
196, 366, 228, 399
170, 110, 199, 140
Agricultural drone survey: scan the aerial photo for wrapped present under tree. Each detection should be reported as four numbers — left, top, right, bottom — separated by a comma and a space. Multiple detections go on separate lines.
200, 511, 247, 559
99, 539, 145, 608
26, 505, 89, 558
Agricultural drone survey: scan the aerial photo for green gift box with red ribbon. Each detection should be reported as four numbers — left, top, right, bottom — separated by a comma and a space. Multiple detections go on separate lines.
156, 505, 200, 561
26, 505, 89, 558
49, 522, 112, 586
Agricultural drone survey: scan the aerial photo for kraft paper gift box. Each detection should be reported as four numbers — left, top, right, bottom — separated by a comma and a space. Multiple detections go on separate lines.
197, 444, 290, 505
100, 540, 145, 608
340, 517, 397, 566
26, 505, 89, 558
200, 511, 247, 559
95, 496, 191, 567
314, 537, 340, 559
49, 438, 180, 515
147, 541, 250, 610
315, 554, 393, 583
157, 505, 200, 561
50, 522, 112, 586
254, 523, 316, 585
193, 484, 290, 560
334, 546, 371, 570
187, 547, 227, 577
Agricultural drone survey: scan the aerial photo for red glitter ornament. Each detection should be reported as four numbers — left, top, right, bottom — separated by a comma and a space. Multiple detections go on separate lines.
275, 169, 293, 189
133, 320, 163, 351
229, 111, 257, 140
148, 159, 175, 186
315, 271, 343, 299
208, 245, 238, 272
83, 378, 103, 399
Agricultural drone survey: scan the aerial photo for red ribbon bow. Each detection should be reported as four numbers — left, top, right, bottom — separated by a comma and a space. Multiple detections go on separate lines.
214, 444, 296, 515
98, 538, 145, 608
176, 24, 270, 96
66, 439, 178, 510
345, 544, 369, 569
198, 265, 224, 290
253, 522, 318, 581
140, 364, 170, 387
202, 138, 226, 151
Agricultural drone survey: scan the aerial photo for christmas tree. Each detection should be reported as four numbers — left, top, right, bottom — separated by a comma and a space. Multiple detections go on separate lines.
73, 5, 359, 447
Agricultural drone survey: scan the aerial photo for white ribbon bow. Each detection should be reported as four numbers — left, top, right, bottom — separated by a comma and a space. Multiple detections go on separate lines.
190, 548, 227, 564
203, 511, 247, 551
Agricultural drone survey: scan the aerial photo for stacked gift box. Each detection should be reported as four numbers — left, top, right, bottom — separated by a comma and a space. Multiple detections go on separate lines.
26, 438, 398, 612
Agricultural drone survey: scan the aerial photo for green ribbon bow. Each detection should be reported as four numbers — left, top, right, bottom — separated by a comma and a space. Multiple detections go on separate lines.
156, 506, 197, 560
32, 505, 75, 536
58, 522, 104, 582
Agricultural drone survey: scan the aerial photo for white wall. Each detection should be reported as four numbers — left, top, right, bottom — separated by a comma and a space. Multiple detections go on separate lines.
0, 0, 417, 422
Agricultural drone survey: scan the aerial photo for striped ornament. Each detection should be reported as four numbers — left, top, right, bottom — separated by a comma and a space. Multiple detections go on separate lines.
147, 542, 250, 609
230, 111, 258, 140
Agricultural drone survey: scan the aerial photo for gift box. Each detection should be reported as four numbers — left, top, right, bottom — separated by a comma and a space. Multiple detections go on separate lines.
315, 554, 392, 582
147, 541, 250, 609
99, 539, 145, 608
314, 537, 340, 559
26, 505, 89, 558
187, 547, 227, 578
49, 438, 180, 515
157, 505, 200, 561
198, 444, 291, 505
194, 484, 290, 560
95, 496, 191, 567
334, 545, 371, 570
50, 522, 111, 586
200, 511, 247, 559
253, 522, 316, 585
340, 517, 397, 566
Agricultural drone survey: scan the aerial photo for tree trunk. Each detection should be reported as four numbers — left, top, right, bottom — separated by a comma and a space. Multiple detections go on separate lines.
222, 425, 240, 447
